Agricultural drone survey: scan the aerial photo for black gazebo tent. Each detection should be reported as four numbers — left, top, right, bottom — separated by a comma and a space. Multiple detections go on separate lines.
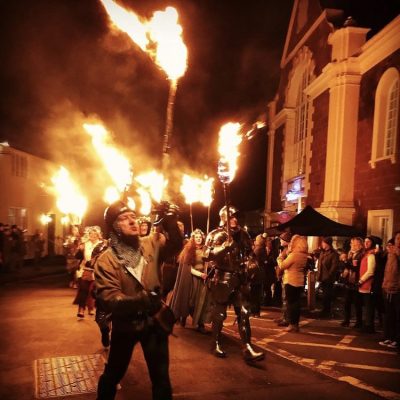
265, 205, 362, 237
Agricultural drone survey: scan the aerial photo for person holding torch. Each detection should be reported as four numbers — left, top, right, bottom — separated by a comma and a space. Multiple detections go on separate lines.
203, 205, 265, 362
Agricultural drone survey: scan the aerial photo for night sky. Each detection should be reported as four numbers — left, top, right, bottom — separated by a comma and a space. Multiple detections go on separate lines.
0, 0, 293, 230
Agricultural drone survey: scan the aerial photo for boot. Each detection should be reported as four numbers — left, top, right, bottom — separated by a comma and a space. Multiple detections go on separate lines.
243, 343, 264, 362
97, 374, 117, 400
213, 341, 227, 358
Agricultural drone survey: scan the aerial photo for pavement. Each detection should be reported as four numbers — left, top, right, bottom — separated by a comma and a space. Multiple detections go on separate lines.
0, 256, 67, 286
0, 262, 398, 400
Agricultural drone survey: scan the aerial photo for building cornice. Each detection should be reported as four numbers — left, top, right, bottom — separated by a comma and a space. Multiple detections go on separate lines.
304, 15, 400, 99
359, 15, 400, 73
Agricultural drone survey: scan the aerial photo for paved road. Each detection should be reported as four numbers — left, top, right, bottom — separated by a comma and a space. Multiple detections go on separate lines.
0, 270, 398, 400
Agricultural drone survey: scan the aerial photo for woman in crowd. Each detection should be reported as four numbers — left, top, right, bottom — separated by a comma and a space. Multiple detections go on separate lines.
379, 232, 400, 350
73, 226, 104, 319
358, 236, 377, 333
169, 229, 211, 333
277, 235, 309, 332
340, 237, 364, 328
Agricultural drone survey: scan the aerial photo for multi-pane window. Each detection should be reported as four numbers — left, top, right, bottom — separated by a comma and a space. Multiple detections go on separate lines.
371, 68, 399, 167
294, 68, 310, 175
384, 79, 399, 157
11, 153, 28, 177
8, 207, 28, 229
367, 209, 393, 246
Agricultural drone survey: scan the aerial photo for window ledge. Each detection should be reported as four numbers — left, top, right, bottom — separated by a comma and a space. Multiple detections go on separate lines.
369, 155, 396, 169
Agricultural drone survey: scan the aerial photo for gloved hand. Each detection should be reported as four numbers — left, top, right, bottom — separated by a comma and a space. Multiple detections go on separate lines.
153, 202, 180, 229
146, 290, 162, 316
152, 201, 179, 226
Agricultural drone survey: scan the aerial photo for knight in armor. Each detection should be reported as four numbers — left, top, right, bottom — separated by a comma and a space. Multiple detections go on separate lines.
203, 205, 265, 362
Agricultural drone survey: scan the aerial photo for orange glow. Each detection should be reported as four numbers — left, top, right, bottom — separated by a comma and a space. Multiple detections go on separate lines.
99, 0, 187, 80
135, 171, 166, 203
104, 186, 120, 204
61, 215, 70, 225
40, 214, 52, 225
51, 166, 88, 223
148, 7, 188, 80
180, 174, 199, 204
180, 174, 214, 206
83, 122, 132, 193
218, 122, 242, 183
99, 0, 148, 50
127, 196, 136, 211
199, 176, 214, 207
137, 187, 152, 215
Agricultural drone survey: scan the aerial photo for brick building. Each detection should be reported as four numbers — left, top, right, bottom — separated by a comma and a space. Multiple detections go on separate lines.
264, 0, 400, 243
0, 143, 66, 256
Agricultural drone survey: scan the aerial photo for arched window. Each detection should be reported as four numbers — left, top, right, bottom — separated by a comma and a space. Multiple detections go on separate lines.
285, 47, 314, 180
283, 46, 315, 207
370, 67, 399, 168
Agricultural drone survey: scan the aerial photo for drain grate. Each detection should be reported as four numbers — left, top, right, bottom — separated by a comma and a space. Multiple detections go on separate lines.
34, 354, 105, 398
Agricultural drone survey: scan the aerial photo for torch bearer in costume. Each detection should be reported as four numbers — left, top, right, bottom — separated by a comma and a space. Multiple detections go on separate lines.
203, 122, 264, 362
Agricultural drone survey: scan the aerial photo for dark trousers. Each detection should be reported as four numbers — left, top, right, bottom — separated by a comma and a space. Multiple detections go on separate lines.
320, 281, 334, 315
249, 282, 263, 315
97, 328, 171, 400
360, 292, 375, 329
343, 287, 362, 324
285, 284, 303, 325
383, 292, 400, 342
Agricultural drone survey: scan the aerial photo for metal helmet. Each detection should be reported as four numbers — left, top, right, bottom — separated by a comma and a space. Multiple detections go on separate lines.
219, 205, 239, 222
104, 200, 135, 230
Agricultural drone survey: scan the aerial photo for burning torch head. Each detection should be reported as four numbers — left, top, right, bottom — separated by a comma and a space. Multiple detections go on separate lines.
104, 200, 136, 231
219, 205, 239, 226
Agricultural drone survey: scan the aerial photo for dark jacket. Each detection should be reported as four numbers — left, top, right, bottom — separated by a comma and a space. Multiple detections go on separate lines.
317, 248, 339, 283
95, 225, 183, 332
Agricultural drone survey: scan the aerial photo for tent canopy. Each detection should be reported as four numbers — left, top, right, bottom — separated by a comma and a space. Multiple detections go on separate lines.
265, 205, 362, 237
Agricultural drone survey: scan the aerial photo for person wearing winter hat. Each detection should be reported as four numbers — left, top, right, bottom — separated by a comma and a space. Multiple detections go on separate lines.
317, 236, 339, 318
94, 200, 183, 400
275, 231, 292, 326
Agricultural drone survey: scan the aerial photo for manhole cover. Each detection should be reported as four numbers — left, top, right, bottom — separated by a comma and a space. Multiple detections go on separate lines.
34, 354, 105, 398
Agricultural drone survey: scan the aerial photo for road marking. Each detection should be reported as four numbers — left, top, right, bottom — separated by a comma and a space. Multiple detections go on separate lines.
275, 340, 396, 354
321, 360, 400, 374
337, 335, 356, 345
222, 326, 400, 400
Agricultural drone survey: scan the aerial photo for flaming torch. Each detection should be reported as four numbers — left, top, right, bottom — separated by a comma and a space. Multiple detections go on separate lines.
50, 166, 88, 226
217, 122, 242, 239
83, 122, 133, 202
180, 174, 199, 233
199, 176, 214, 235
98, 1, 188, 198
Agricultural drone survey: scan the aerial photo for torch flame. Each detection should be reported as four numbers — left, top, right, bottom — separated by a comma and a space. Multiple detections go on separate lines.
199, 176, 214, 207
180, 174, 199, 205
83, 122, 132, 194
99, 0, 148, 50
218, 122, 242, 183
135, 171, 166, 203
99, 0, 188, 80
137, 187, 152, 215
148, 7, 188, 80
104, 186, 120, 204
180, 174, 214, 206
51, 166, 88, 223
